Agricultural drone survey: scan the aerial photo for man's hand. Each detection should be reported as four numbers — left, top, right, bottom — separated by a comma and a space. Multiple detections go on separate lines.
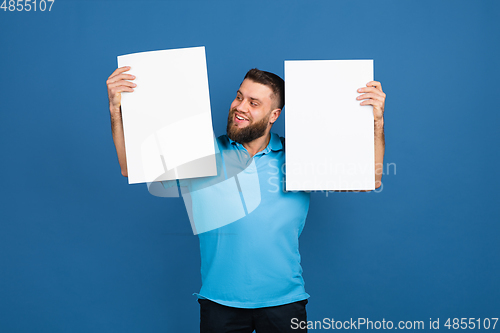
357, 80, 386, 189
106, 66, 136, 113
357, 81, 385, 123
106, 66, 135, 177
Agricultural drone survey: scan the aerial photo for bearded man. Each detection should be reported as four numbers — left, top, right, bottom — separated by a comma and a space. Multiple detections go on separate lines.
106, 67, 386, 333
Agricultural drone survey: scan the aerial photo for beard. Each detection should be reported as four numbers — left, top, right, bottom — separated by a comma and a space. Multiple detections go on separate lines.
226, 108, 270, 144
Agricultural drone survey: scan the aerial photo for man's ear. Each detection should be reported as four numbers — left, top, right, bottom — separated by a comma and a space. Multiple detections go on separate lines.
269, 108, 282, 124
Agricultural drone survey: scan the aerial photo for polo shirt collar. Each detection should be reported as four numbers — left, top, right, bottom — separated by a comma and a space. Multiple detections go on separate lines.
267, 132, 284, 152
227, 132, 283, 155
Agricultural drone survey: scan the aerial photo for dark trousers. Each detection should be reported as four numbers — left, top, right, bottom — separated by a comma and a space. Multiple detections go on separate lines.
199, 298, 308, 333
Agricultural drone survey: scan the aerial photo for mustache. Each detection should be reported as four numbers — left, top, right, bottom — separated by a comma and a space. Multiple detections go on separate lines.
229, 108, 252, 121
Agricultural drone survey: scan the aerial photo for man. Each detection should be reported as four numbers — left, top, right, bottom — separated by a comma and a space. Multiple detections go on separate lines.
106, 67, 386, 332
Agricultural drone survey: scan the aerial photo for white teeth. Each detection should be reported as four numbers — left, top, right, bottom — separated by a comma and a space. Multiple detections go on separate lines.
236, 115, 245, 120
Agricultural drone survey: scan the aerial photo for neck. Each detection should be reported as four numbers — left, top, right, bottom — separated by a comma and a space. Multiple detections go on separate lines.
242, 132, 271, 157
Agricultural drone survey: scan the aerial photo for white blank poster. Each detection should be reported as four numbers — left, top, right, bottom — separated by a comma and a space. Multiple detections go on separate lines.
117, 47, 216, 184
285, 60, 375, 191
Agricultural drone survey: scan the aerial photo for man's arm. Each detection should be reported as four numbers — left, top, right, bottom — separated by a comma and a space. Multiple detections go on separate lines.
357, 81, 386, 189
110, 110, 128, 177
106, 66, 136, 177
374, 118, 385, 188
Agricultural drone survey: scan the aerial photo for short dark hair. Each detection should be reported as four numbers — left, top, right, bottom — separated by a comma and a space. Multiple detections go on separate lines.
243, 68, 285, 110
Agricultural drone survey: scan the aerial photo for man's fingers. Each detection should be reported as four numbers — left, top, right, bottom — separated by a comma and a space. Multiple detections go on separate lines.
108, 66, 131, 79
356, 92, 385, 102
360, 99, 383, 107
366, 80, 382, 91
108, 66, 130, 80
108, 80, 136, 90
107, 73, 136, 86
357, 86, 385, 96
109, 85, 135, 96
115, 86, 135, 93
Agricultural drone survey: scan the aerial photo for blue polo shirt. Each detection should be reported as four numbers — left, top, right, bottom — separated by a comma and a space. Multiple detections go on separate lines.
164, 133, 311, 308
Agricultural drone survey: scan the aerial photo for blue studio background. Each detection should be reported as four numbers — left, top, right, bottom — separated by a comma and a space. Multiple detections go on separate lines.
1, 0, 499, 332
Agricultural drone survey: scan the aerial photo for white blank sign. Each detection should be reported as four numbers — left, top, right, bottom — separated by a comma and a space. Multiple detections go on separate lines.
284, 60, 375, 191
117, 47, 216, 184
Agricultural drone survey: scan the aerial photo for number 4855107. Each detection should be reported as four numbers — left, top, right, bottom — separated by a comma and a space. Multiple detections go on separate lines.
1, 0, 55, 11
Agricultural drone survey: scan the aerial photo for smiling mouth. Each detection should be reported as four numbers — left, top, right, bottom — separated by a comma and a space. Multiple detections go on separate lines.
234, 113, 249, 122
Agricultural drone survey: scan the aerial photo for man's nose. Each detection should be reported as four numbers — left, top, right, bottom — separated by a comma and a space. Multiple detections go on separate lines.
236, 100, 249, 113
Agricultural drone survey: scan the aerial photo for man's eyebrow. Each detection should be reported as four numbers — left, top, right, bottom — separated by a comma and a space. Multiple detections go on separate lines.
237, 90, 262, 103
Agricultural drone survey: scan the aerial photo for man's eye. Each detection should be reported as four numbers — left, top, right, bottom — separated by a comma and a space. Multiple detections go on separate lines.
237, 96, 242, 100
251, 102, 258, 106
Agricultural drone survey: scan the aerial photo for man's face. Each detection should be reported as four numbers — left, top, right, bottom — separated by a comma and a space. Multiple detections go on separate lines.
226, 79, 279, 144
